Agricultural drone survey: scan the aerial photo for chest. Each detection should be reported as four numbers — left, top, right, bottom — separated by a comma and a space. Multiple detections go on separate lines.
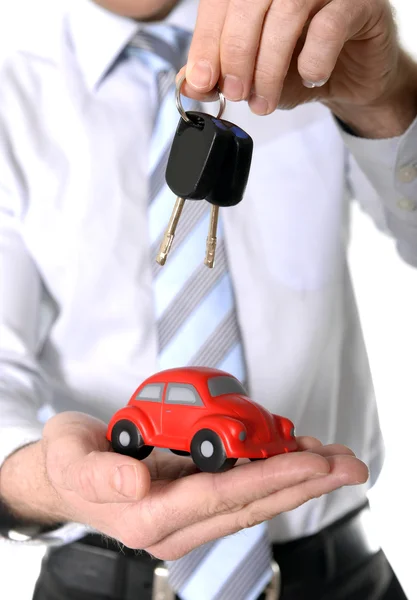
12, 63, 351, 413
19, 65, 348, 310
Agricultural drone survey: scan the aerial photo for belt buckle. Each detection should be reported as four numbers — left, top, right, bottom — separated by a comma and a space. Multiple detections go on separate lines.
152, 565, 176, 600
151, 560, 281, 600
264, 560, 281, 600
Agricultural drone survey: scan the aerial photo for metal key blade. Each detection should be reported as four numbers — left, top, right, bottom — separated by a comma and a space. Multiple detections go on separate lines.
204, 204, 219, 268
156, 196, 186, 266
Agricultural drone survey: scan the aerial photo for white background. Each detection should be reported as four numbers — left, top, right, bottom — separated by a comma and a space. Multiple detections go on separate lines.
1, 0, 417, 598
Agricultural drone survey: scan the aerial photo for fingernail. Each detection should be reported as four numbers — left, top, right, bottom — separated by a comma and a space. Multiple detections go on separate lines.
249, 94, 269, 116
113, 465, 138, 498
189, 60, 212, 89
302, 77, 329, 89
223, 75, 244, 101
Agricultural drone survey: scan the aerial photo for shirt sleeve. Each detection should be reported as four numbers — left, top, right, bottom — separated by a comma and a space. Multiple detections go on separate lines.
0, 98, 88, 547
0, 198, 90, 548
0, 180, 47, 466
338, 115, 417, 267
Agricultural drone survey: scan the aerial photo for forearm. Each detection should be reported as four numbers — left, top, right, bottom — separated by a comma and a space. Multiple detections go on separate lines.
326, 51, 417, 139
0, 441, 65, 526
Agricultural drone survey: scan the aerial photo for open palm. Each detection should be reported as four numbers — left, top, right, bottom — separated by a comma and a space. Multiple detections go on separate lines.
42, 412, 368, 560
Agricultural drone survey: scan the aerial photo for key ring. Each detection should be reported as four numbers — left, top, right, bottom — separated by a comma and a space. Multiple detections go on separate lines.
175, 74, 226, 124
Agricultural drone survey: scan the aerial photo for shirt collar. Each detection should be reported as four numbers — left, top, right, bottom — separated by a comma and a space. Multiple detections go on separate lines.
67, 0, 199, 91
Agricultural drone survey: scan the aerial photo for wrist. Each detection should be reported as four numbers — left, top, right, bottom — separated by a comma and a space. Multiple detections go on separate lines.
326, 51, 417, 139
0, 441, 67, 527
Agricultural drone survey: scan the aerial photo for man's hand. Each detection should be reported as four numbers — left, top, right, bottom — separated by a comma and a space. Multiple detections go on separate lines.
180, 0, 417, 138
0, 412, 368, 560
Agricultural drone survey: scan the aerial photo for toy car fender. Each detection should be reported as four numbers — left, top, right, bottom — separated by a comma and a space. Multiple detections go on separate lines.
189, 415, 248, 456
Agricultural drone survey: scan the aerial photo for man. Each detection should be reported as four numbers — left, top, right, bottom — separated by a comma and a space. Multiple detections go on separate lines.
0, 0, 416, 598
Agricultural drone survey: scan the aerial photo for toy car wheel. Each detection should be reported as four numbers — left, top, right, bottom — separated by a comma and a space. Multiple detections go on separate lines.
170, 449, 191, 457
111, 419, 153, 460
191, 429, 237, 473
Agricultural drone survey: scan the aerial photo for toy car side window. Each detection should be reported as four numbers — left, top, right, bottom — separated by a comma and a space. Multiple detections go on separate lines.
135, 384, 164, 403
165, 384, 204, 406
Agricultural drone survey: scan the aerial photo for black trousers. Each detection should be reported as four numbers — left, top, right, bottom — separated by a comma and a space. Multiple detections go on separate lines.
33, 505, 408, 600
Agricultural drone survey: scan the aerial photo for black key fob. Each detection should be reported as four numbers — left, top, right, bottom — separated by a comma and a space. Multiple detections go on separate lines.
166, 112, 232, 200
206, 119, 253, 207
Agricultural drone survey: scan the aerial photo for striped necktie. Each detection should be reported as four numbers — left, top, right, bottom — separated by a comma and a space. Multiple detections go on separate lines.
127, 26, 274, 600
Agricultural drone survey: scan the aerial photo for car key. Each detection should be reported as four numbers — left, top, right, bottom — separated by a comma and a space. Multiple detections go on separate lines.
156, 196, 186, 266
204, 204, 219, 268
158, 112, 253, 267
157, 78, 253, 267
156, 110, 232, 266
165, 111, 232, 200
206, 119, 253, 208
204, 119, 253, 267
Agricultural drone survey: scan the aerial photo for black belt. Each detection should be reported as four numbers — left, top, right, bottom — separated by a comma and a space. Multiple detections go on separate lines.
39, 502, 379, 600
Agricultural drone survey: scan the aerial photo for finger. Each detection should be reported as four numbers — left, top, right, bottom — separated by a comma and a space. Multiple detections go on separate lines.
147, 454, 368, 559
305, 443, 356, 457
57, 449, 151, 503
296, 436, 323, 450
186, 0, 229, 92
273, 34, 329, 109
298, 0, 370, 88
44, 411, 113, 486
176, 67, 220, 103
249, 0, 314, 115
231, 435, 325, 467
146, 450, 199, 480
45, 415, 152, 504
116, 451, 330, 548
219, 0, 270, 102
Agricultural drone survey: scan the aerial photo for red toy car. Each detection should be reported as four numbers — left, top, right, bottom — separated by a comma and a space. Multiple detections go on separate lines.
107, 367, 297, 473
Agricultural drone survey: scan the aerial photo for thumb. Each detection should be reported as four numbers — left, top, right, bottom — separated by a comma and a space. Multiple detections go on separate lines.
175, 67, 219, 103
44, 411, 151, 503
60, 449, 151, 503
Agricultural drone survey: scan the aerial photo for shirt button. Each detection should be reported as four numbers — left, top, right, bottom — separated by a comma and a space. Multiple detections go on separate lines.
397, 198, 417, 211
397, 164, 417, 183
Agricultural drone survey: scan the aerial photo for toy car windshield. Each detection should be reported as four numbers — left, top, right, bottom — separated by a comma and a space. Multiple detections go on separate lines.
207, 375, 247, 397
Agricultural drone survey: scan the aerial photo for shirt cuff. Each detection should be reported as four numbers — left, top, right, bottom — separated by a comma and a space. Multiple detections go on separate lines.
1, 522, 91, 547
336, 114, 417, 264
0, 425, 44, 468
0, 427, 92, 547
